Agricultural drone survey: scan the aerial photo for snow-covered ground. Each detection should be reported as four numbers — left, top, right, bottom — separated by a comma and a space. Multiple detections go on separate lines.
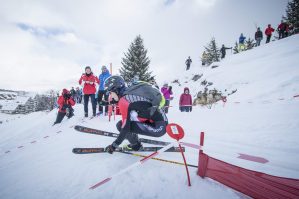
0, 91, 34, 111
0, 35, 299, 199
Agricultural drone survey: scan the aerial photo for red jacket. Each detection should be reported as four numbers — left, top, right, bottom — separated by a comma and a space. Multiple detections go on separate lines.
278, 23, 289, 32
79, 73, 100, 94
265, 27, 274, 36
179, 88, 192, 107
57, 96, 75, 113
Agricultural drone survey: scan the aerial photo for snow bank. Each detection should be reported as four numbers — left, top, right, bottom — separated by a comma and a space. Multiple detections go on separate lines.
0, 35, 299, 199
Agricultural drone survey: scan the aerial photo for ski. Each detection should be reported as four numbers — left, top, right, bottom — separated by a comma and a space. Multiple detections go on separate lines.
72, 146, 184, 154
74, 125, 171, 146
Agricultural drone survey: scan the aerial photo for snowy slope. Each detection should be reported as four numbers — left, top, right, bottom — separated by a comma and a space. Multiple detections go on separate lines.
0, 106, 241, 199
0, 91, 34, 111
168, 34, 299, 178
0, 35, 299, 199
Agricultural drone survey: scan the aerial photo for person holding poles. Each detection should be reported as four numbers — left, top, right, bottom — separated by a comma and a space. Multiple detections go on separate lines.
97, 65, 111, 116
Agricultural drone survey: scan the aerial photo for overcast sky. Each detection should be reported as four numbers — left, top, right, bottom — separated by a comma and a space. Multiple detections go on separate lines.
0, 0, 288, 92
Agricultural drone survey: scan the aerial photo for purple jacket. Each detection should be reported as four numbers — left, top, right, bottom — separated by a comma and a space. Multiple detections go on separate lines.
179, 87, 192, 106
161, 86, 172, 100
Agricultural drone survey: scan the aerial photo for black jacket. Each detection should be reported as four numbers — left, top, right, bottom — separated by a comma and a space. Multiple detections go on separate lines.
220, 46, 231, 54
255, 30, 263, 39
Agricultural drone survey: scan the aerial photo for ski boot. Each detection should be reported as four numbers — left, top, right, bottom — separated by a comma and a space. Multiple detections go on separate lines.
123, 141, 143, 151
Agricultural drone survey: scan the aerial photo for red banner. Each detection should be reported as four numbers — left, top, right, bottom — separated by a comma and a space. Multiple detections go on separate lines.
198, 152, 299, 198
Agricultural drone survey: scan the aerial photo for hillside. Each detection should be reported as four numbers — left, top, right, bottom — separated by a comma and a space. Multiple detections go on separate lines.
0, 35, 299, 199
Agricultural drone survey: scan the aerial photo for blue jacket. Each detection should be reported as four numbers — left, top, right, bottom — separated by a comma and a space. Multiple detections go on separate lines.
239, 35, 246, 44
98, 71, 111, 91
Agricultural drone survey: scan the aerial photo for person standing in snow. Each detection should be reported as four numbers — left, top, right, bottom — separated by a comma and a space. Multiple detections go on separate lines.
239, 33, 246, 51
220, 44, 232, 59
53, 89, 75, 125
179, 87, 192, 112
75, 87, 82, 103
185, 56, 192, 70
265, 24, 275, 43
103, 76, 168, 153
255, 27, 263, 46
278, 20, 288, 39
97, 65, 111, 115
79, 66, 100, 117
161, 83, 173, 114
149, 77, 159, 89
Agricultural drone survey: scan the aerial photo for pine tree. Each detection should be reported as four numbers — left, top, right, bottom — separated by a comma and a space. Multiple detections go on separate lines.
204, 38, 221, 66
245, 38, 255, 50
283, 0, 299, 32
233, 42, 239, 54
120, 35, 153, 83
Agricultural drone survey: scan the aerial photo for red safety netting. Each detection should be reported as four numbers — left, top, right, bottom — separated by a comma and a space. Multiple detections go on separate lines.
198, 152, 299, 199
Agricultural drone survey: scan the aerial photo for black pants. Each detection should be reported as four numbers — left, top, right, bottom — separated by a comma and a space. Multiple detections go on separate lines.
180, 106, 192, 112
53, 111, 74, 125
116, 120, 167, 144
186, 64, 190, 70
164, 100, 170, 114
279, 30, 288, 39
84, 94, 96, 115
221, 53, 226, 59
98, 90, 109, 113
266, 35, 271, 43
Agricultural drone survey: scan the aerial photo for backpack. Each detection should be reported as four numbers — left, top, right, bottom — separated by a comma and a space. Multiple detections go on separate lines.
124, 81, 165, 108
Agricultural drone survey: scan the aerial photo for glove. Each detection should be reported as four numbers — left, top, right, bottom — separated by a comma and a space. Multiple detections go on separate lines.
85, 81, 90, 84
89, 81, 94, 84
99, 101, 109, 106
105, 144, 116, 154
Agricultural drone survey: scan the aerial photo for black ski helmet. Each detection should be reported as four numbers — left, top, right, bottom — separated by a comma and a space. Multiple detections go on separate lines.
104, 75, 125, 92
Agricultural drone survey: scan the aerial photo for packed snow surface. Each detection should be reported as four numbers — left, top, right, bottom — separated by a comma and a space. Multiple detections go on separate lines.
0, 35, 299, 198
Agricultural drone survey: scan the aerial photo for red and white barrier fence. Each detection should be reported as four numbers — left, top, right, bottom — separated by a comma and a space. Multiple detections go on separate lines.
89, 143, 175, 189
197, 132, 299, 198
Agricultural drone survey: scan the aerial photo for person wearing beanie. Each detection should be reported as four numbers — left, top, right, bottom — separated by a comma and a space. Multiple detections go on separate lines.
97, 65, 111, 115
79, 66, 100, 117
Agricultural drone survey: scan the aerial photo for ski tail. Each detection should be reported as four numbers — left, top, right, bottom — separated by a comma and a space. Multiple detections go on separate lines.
72, 146, 184, 154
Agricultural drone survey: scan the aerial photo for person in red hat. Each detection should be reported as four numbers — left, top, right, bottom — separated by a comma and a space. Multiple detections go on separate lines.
79, 66, 100, 117
53, 89, 75, 125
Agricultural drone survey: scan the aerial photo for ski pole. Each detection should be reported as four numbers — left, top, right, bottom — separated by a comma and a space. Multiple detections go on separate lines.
89, 143, 175, 190
119, 151, 198, 168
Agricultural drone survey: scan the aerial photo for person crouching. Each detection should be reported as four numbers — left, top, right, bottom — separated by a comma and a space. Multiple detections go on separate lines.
53, 89, 75, 125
